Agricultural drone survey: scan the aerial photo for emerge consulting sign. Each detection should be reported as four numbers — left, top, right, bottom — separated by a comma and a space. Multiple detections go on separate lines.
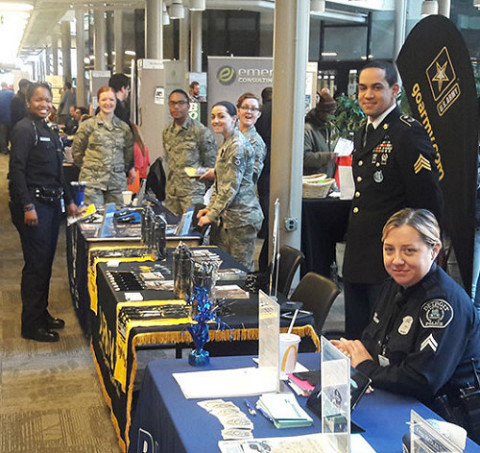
207, 57, 273, 117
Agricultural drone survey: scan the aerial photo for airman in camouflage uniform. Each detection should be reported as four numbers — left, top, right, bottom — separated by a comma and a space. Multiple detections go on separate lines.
242, 126, 266, 184
163, 91, 217, 216
72, 115, 134, 206
205, 129, 263, 270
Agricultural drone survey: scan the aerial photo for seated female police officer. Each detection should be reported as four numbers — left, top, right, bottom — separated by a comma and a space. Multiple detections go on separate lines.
9, 82, 77, 342
333, 208, 480, 440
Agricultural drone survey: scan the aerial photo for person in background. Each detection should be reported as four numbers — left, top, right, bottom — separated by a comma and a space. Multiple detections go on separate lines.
333, 208, 480, 443
189, 81, 200, 103
72, 86, 135, 206
255, 87, 272, 273
162, 89, 217, 216
0, 81, 14, 154
9, 82, 77, 342
64, 106, 89, 136
128, 124, 151, 194
108, 73, 131, 126
10, 79, 31, 129
303, 87, 337, 177
197, 101, 263, 270
342, 60, 444, 340
57, 82, 76, 125
236, 92, 266, 184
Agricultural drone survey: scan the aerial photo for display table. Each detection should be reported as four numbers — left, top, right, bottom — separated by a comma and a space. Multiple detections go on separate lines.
90, 247, 320, 451
301, 197, 351, 278
66, 206, 202, 335
128, 353, 480, 453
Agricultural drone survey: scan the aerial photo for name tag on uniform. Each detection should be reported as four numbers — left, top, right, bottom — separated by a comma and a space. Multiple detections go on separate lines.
378, 355, 390, 367
39, 136, 51, 142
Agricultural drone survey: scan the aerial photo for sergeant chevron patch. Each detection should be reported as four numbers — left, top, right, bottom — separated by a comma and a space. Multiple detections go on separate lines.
414, 155, 432, 173
420, 333, 438, 352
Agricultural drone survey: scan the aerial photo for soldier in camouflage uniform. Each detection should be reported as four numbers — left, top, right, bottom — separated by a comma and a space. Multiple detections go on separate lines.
72, 86, 134, 206
163, 89, 217, 216
236, 92, 266, 183
197, 101, 263, 270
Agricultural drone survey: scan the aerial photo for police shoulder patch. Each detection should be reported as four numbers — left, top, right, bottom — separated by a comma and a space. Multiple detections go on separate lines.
420, 299, 453, 329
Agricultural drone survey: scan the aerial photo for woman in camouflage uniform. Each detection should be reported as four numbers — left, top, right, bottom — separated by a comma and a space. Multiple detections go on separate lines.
72, 86, 135, 206
197, 101, 263, 270
236, 92, 266, 184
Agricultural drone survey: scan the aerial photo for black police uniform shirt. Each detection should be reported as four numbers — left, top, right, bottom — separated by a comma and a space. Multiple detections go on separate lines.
343, 106, 444, 285
357, 264, 480, 403
9, 115, 72, 206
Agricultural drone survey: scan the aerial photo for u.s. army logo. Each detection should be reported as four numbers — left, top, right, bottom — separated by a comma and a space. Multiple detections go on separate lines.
426, 46, 460, 116
414, 155, 432, 174
426, 47, 455, 101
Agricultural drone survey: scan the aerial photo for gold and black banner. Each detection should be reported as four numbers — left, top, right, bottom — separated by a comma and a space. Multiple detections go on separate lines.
397, 15, 477, 292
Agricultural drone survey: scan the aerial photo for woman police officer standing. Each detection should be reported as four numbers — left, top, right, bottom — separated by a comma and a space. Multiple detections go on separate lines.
333, 208, 480, 441
197, 101, 263, 271
9, 82, 78, 342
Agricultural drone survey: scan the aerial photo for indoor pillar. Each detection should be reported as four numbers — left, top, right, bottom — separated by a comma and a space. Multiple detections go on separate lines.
61, 21, 72, 83
114, 10, 123, 72
393, 0, 407, 58
145, 0, 163, 59
93, 9, 107, 70
75, 9, 87, 107
269, 0, 310, 254
190, 11, 202, 72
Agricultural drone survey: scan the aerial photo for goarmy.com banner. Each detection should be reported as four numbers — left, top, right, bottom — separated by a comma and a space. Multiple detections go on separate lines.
397, 15, 478, 292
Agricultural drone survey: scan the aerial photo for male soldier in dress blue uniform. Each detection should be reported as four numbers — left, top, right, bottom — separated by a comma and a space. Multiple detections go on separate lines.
343, 61, 444, 339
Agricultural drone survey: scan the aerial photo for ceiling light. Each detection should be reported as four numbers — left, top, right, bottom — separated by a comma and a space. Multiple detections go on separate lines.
189, 0, 205, 11
163, 3, 170, 25
125, 50, 136, 56
169, 1, 184, 20
310, 0, 325, 13
421, 0, 438, 16
0, 3, 33, 12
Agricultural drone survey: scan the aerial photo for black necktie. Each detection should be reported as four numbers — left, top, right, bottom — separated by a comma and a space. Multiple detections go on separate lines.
363, 123, 374, 148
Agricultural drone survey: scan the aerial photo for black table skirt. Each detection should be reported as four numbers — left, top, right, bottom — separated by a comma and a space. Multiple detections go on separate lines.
301, 197, 351, 278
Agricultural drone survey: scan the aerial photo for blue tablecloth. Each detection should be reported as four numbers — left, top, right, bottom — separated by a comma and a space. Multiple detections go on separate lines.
128, 353, 480, 453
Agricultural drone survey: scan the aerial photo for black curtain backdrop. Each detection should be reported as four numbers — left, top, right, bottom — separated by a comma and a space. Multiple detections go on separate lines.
397, 15, 477, 292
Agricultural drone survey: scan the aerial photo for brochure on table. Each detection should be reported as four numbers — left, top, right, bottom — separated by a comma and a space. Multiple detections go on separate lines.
219, 433, 376, 453
410, 410, 464, 453
321, 336, 351, 453
173, 291, 280, 399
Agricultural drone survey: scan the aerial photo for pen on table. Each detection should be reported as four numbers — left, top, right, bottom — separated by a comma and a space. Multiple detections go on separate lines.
255, 405, 274, 424
244, 399, 256, 416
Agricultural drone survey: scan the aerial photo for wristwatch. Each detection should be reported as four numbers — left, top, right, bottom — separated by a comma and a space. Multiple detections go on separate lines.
24, 204, 36, 212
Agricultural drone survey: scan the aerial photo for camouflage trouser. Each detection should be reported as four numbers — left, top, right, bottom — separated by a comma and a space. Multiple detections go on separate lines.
165, 192, 204, 216
84, 186, 123, 208
215, 224, 259, 271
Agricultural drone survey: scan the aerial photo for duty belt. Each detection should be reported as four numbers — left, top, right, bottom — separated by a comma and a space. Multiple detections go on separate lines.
31, 186, 64, 203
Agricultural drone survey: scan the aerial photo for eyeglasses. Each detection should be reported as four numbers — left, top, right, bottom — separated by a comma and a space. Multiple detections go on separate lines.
168, 100, 188, 106
239, 106, 260, 113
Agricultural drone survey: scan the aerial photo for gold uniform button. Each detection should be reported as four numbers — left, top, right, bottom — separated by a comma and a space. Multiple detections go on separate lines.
357, 176, 362, 182
355, 191, 360, 198
353, 207, 359, 214
358, 160, 363, 166
376, 162, 380, 167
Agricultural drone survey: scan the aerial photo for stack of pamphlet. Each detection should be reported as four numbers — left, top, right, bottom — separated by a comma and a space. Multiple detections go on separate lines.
256, 393, 313, 429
